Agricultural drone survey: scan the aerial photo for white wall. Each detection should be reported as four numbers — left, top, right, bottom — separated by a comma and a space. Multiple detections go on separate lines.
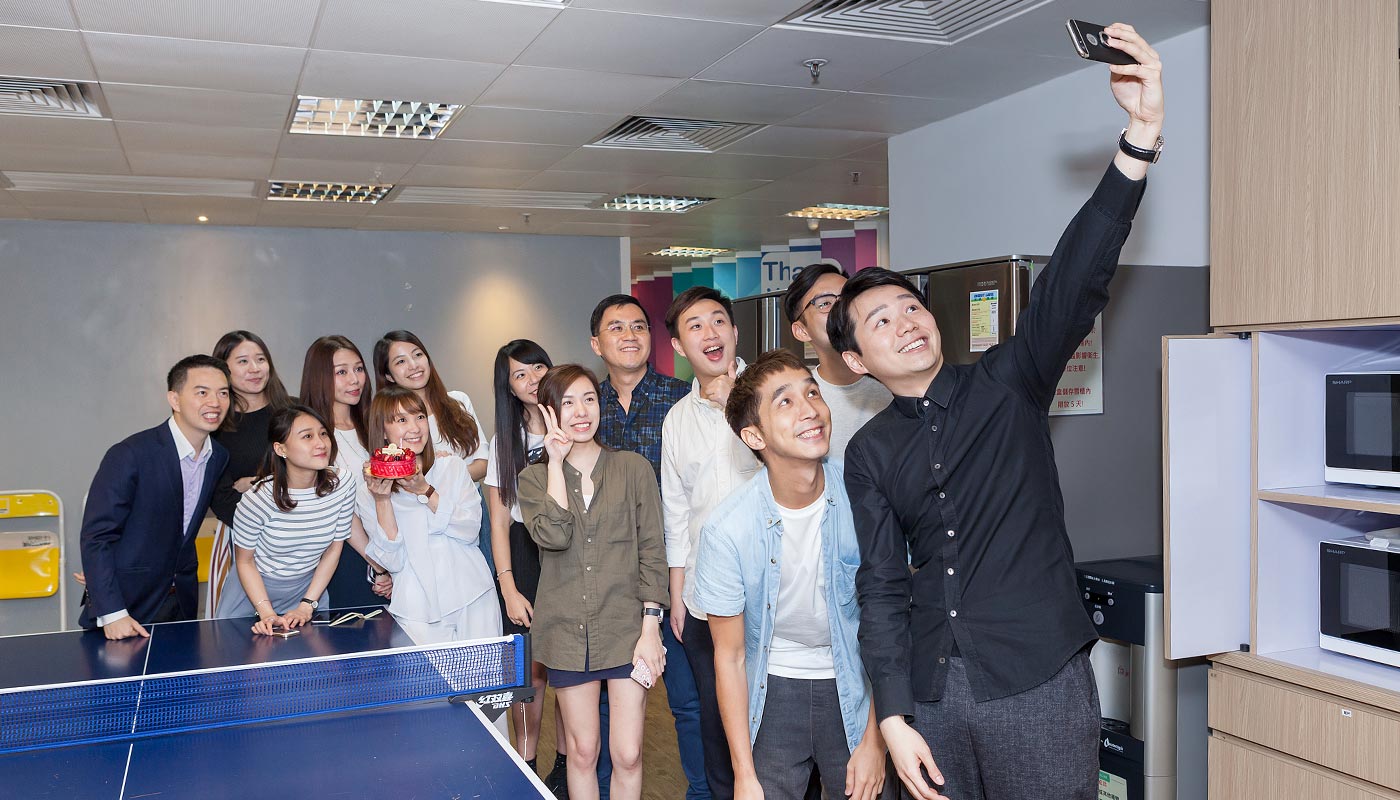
888, 25, 1209, 269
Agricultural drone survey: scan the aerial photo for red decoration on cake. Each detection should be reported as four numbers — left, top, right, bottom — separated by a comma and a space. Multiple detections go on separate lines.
369, 443, 417, 479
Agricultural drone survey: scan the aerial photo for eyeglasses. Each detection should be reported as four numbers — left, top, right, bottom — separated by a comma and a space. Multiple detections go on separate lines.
605, 322, 651, 335
805, 294, 838, 313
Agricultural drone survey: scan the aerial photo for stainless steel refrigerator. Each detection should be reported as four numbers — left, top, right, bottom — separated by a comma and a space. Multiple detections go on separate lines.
904, 255, 1040, 365
732, 290, 815, 368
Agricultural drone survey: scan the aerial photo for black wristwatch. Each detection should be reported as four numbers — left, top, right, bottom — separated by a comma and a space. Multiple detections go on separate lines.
1118, 128, 1163, 163
642, 607, 664, 622
300, 597, 318, 609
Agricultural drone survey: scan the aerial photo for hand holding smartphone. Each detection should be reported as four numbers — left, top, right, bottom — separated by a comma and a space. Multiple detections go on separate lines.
1066, 20, 1138, 66
630, 658, 655, 689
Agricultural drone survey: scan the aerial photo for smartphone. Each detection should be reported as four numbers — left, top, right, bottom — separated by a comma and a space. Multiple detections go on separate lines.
630, 658, 654, 689
1065, 20, 1137, 65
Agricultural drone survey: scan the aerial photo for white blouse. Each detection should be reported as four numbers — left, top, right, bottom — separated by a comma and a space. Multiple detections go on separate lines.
334, 427, 370, 475
356, 454, 492, 624
429, 390, 490, 465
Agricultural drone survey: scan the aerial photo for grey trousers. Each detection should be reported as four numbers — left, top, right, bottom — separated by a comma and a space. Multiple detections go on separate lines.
908, 651, 1100, 800
752, 676, 852, 800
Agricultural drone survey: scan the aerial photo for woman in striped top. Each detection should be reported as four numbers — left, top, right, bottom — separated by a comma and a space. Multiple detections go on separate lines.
215, 405, 357, 635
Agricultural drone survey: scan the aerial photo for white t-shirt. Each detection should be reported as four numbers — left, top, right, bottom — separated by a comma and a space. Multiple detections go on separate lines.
334, 427, 370, 475
766, 495, 835, 680
430, 390, 490, 465
812, 368, 893, 464
484, 430, 546, 523
232, 466, 357, 578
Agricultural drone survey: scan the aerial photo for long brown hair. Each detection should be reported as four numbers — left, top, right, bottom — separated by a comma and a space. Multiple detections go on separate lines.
536, 364, 609, 465
372, 330, 479, 457
301, 335, 371, 452
213, 330, 292, 424
254, 405, 341, 513
368, 386, 435, 491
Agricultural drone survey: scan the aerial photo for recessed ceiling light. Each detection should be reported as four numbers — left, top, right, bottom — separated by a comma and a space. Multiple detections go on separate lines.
196, 215, 209, 223
647, 246, 731, 258
268, 181, 393, 204
289, 95, 462, 140
786, 203, 888, 221
497, 226, 510, 230
601, 194, 714, 214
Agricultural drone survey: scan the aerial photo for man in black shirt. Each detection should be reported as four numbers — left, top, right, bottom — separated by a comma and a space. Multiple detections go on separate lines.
827, 24, 1164, 800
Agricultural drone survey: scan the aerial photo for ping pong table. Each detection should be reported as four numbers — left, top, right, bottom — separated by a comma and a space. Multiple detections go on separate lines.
0, 609, 552, 800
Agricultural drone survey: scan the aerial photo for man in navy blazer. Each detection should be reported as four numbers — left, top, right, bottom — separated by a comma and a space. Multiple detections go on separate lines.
79, 354, 232, 639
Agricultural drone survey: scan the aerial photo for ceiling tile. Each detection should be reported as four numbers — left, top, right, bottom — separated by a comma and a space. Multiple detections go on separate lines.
546, 220, 653, 236
664, 153, 823, 181
273, 133, 433, 164
145, 207, 260, 225
313, 0, 560, 63
783, 92, 975, 134
0, 24, 95, 80
640, 80, 842, 125
475, 66, 682, 114
116, 121, 283, 157
0, 116, 120, 149
257, 212, 366, 229
958, 0, 1207, 58
568, 0, 806, 26
783, 158, 887, 188
25, 205, 149, 223
419, 141, 574, 171
71, 0, 322, 47
102, 84, 293, 128
0, 205, 32, 219
299, 51, 506, 106
519, 170, 653, 194
549, 146, 704, 175
84, 33, 307, 94
440, 106, 618, 146
697, 27, 936, 91
0, 145, 130, 174
271, 157, 414, 184
737, 179, 888, 206
858, 47, 1083, 102
842, 142, 887, 162
12, 190, 148, 209
398, 163, 539, 189
0, 1, 79, 29
721, 126, 886, 159
125, 152, 274, 180
259, 199, 374, 217
632, 176, 771, 199
143, 195, 262, 225
518, 9, 760, 79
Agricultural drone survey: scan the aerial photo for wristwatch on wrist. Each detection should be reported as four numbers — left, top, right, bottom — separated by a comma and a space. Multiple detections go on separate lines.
1118, 128, 1164, 163
642, 607, 664, 623
415, 485, 437, 505
300, 597, 318, 609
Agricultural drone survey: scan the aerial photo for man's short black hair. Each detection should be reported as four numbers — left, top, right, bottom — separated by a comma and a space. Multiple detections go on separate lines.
590, 294, 650, 336
664, 286, 734, 338
827, 267, 925, 357
168, 354, 231, 392
782, 263, 846, 325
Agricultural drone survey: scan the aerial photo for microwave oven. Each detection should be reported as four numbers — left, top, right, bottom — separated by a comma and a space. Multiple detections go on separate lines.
1320, 536, 1400, 668
1325, 372, 1400, 488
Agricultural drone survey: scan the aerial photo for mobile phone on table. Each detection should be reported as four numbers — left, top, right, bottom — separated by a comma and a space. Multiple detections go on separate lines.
630, 658, 654, 689
1065, 19, 1137, 65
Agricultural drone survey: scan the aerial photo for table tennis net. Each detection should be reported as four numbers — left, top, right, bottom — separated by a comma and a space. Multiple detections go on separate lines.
0, 634, 525, 754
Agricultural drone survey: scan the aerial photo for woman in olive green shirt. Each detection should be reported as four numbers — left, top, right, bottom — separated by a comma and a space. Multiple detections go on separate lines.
518, 364, 668, 800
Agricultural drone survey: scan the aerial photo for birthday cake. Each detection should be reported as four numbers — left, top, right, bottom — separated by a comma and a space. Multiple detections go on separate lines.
369, 443, 416, 479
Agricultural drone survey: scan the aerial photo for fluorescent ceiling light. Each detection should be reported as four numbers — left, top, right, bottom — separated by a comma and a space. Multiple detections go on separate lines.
647, 246, 731, 257
0, 77, 108, 119
289, 95, 461, 139
268, 181, 393, 203
786, 203, 888, 221
601, 194, 714, 214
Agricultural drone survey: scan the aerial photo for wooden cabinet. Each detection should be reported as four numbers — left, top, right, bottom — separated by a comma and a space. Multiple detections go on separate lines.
1209, 0, 1400, 328
1208, 735, 1400, 800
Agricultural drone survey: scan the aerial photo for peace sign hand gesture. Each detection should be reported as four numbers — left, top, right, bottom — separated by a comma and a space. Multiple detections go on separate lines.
539, 404, 573, 462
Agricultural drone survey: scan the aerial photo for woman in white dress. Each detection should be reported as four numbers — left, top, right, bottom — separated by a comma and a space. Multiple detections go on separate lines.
300, 335, 391, 607
358, 385, 500, 648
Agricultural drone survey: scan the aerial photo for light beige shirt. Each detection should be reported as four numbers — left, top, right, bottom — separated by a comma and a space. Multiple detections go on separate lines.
660, 361, 761, 620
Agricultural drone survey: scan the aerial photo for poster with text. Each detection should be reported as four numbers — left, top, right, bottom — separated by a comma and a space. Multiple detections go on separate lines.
1050, 315, 1103, 416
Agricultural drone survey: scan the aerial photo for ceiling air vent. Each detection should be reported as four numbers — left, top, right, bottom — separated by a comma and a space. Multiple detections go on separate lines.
777, 0, 1054, 45
0, 77, 109, 119
2, 172, 254, 197
588, 116, 765, 153
391, 187, 608, 210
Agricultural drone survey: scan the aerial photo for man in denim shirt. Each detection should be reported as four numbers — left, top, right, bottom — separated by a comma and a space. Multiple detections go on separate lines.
692, 349, 886, 800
